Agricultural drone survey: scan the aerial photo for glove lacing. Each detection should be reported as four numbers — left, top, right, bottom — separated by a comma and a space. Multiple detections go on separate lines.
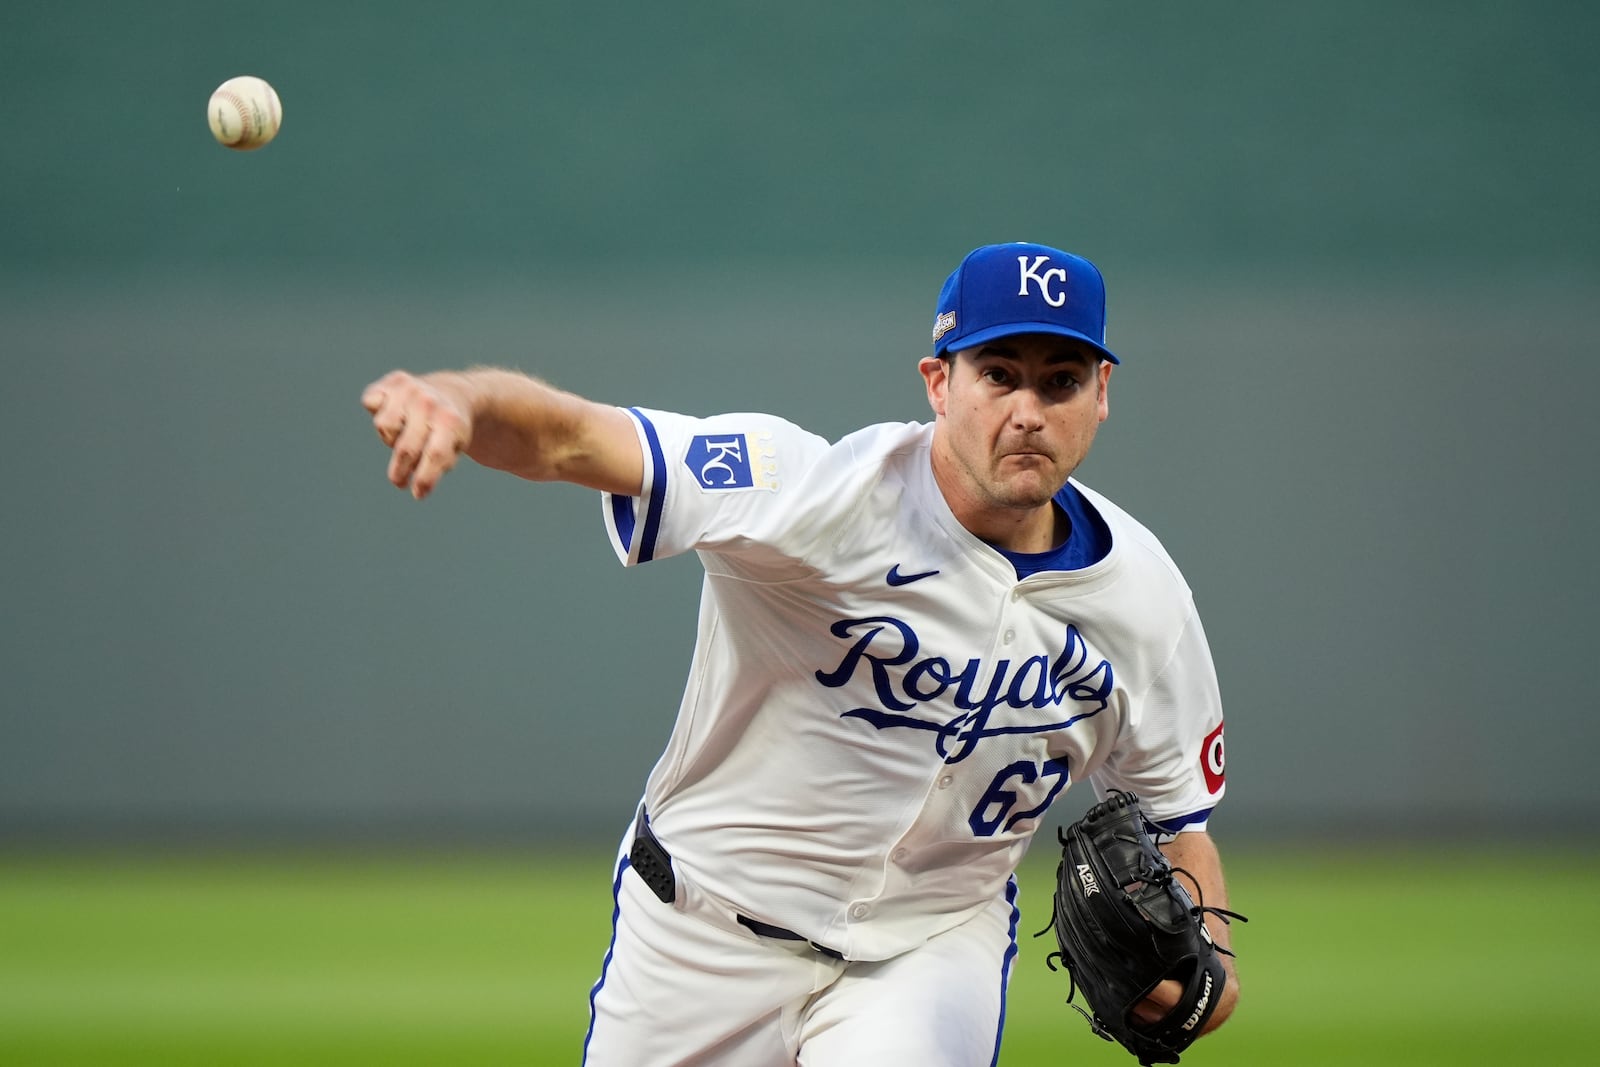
1166, 863, 1249, 957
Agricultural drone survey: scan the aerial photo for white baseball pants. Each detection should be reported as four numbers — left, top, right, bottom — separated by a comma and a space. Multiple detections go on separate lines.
582, 835, 1021, 1066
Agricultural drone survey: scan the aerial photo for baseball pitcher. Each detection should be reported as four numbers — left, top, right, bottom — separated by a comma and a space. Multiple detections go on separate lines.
362, 242, 1243, 1066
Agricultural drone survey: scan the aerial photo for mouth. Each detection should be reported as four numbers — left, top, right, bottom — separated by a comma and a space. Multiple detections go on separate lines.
998, 436, 1053, 460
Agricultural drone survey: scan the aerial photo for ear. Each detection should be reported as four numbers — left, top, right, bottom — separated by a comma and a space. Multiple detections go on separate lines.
1096, 360, 1113, 424
919, 356, 951, 417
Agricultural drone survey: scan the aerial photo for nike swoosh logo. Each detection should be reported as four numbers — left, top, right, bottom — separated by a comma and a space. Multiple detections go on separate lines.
886, 564, 940, 586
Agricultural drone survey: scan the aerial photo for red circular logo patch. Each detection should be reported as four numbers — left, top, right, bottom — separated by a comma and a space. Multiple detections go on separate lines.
1201, 720, 1226, 794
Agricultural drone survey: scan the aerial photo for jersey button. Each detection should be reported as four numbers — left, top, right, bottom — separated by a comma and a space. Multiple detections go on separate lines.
892, 847, 909, 862
938, 775, 953, 789
1002, 628, 1015, 644
850, 903, 870, 920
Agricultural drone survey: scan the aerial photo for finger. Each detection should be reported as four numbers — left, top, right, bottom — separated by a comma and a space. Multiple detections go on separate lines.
410, 419, 468, 500
387, 408, 434, 490
370, 387, 416, 448
373, 407, 401, 447
1131, 978, 1183, 1025
361, 370, 409, 414
372, 403, 403, 448
364, 373, 415, 445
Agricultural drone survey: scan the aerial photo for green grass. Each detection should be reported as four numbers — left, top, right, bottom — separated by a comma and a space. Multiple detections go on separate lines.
0, 843, 1594, 1065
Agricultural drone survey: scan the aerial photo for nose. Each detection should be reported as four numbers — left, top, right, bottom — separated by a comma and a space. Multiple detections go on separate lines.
1008, 386, 1047, 431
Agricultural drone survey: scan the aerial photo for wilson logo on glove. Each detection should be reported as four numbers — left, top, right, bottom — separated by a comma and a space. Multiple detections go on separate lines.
1179, 973, 1213, 1033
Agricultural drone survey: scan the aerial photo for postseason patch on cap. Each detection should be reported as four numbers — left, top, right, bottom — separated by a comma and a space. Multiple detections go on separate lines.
932, 310, 957, 343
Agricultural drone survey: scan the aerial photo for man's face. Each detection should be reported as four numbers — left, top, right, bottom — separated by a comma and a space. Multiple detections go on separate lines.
920, 334, 1112, 516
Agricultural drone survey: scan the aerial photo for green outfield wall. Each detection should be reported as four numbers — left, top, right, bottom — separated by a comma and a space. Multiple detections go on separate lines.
4, 1, 1597, 840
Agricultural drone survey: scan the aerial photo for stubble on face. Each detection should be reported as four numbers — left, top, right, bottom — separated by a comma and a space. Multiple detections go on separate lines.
922, 338, 1110, 547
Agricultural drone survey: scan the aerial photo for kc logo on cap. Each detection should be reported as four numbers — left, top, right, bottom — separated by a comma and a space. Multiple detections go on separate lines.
930, 242, 1119, 364
1017, 255, 1070, 308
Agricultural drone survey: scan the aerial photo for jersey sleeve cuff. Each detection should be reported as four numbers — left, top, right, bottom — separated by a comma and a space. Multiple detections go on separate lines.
1143, 806, 1214, 841
601, 407, 667, 566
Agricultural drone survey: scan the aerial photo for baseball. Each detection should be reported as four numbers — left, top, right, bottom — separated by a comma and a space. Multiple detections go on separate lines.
207, 75, 282, 150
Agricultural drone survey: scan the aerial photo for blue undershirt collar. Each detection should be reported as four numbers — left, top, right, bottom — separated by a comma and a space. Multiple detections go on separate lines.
993, 483, 1112, 579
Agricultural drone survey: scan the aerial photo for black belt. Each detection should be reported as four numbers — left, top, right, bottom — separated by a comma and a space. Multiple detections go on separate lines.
629, 811, 845, 961
734, 913, 846, 960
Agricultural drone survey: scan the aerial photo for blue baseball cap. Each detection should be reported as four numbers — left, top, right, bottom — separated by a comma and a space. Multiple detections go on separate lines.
930, 242, 1118, 364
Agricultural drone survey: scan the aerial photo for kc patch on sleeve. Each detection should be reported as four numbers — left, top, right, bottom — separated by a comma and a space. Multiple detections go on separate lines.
685, 430, 779, 492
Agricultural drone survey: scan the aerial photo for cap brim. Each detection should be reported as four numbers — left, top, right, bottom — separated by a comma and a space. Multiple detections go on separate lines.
936, 322, 1119, 364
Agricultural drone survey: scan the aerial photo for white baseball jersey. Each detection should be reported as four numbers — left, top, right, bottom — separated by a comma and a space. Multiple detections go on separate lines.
601, 407, 1227, 965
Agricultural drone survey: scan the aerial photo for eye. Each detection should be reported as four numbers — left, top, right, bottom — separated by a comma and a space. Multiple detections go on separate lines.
1049, 372, 1081, 392
980, 366, 1012, 386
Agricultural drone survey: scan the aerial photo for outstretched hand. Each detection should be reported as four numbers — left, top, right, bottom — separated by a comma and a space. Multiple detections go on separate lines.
361, 371, 474, 499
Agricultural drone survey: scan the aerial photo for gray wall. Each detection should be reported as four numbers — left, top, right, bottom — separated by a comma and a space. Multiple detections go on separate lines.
4, 2, 1597, 840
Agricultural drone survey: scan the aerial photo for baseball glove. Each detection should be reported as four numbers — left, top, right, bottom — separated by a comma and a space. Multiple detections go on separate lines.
1040, 790, 1246, 1066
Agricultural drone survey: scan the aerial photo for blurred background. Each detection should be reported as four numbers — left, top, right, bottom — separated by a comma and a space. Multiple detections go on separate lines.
2, 2, 1597, 1064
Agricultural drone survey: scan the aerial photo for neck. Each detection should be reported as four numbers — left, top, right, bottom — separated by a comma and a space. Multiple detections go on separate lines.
930, 452, 1067, 553
974, 501, 1068, 554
